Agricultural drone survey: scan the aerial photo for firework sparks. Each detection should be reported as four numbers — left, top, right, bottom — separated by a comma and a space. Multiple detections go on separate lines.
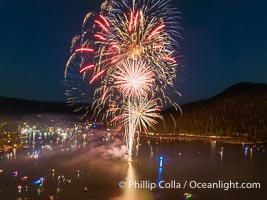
90, 70, 105, 84
121, 98, 161, 133
75, 48, 95, 53
113, 60, 154, 97
79, 64, 95, 73
65, 0, 182, 161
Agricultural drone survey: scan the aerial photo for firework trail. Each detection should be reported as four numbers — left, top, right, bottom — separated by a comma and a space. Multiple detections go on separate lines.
65, 0, 182, 161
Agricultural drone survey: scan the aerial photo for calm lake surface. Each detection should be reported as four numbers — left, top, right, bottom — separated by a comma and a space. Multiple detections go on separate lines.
0, 139, 266, 200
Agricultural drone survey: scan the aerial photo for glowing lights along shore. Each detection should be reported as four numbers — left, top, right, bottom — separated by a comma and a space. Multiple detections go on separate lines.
65, 0, 182, 161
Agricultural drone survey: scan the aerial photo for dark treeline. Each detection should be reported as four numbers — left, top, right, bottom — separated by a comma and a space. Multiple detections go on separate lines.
156, 82, 267, 140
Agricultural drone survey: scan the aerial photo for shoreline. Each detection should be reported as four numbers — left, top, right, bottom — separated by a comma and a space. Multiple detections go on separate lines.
142, 134, 267, 145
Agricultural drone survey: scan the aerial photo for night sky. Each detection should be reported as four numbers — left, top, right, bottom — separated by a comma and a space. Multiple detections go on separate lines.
0, 0, 267, 104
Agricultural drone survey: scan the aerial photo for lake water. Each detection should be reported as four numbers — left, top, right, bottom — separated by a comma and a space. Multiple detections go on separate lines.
0, 139, 266, 200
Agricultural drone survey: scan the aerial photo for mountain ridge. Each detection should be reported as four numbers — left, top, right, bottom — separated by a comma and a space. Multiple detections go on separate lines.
159, 82, 267, 139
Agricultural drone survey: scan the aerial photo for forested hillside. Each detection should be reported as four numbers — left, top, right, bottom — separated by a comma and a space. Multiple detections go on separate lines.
157, 83, 267, 140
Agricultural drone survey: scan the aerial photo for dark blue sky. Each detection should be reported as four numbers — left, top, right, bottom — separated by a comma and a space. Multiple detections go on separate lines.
0, 0, 267, 103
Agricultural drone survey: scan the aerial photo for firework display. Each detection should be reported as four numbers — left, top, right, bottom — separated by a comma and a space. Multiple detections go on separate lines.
65, 0, 182, 161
